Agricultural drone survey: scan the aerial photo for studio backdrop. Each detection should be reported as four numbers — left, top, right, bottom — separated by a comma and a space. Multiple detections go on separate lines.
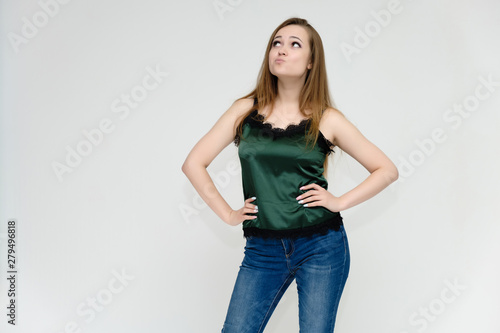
1, 0, 499, 332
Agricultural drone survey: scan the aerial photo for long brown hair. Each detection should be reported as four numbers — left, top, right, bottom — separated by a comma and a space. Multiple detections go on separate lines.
235, 17, 339, 172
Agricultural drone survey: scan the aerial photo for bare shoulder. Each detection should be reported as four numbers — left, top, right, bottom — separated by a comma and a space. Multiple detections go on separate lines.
226, 97, 255, 118
322, 107, 345, 123
217, 97, 253, 132
207, 97, 254, 139
319, 107, 348, 143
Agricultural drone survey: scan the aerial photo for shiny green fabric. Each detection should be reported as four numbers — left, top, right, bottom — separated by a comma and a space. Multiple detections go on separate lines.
237, 110, 342, 236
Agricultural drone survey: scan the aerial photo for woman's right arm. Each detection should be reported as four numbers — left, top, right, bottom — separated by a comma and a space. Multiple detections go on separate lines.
181, 98, 258, 226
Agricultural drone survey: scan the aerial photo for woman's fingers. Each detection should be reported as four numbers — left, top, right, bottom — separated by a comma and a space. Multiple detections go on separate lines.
300, 195, 319, 204
296, 184, 340, 212
227, 197, 259, 226
245, 196, 257, 203
298, 190, 319, 200
299, 183, 321, 191
244, 207, 257, 215
297, 184, 328, 207
301, 196, 324, 207
297, 184, 321, 198
241, 197, 258, 220
244, 197, 258, 212
245, 202, 257, 209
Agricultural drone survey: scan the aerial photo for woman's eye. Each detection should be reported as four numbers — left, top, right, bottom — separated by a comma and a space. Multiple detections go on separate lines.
272, 41, 301, 48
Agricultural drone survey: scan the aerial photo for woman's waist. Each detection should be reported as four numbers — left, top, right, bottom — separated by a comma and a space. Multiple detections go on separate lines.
243, 200, 340, 229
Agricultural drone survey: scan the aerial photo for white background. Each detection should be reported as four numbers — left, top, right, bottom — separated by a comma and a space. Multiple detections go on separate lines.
1, 0, 500, 332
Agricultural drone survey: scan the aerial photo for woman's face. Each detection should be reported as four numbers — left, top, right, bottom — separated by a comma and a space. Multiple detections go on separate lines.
268, 24, 312, 80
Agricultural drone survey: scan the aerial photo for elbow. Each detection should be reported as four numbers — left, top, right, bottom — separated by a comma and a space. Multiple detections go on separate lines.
388, 164, 399, 183
377, 163, 399, 185
181, 157, 207, 177
181, 158, 192, 176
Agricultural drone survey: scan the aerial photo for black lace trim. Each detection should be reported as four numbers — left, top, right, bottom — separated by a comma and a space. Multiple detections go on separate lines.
242, 214, 343, 239
252, 110, 310, 135
317, 131, 335, 156
234, 109, 308, 146
234, 109, 335, 155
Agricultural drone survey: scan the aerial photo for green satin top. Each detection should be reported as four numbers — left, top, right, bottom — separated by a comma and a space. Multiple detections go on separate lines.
234, 102, 343, 239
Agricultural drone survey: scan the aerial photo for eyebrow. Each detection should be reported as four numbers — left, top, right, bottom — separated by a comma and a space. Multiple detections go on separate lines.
273, 35, 303, 43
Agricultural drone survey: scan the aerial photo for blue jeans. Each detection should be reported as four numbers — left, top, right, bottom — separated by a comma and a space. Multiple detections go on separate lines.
221, 225, 350, 333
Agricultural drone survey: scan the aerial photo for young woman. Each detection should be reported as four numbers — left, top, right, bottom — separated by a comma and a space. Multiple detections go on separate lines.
182, 17, 399, 333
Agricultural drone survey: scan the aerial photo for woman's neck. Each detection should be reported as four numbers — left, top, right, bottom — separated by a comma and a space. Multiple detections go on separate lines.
274, 76, 306, 114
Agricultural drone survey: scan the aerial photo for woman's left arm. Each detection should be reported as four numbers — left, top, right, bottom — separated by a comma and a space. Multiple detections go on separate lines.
297, 108, 399, 212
